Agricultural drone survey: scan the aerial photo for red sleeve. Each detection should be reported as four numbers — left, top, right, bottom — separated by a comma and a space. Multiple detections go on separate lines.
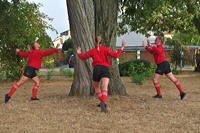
40, 48, 57, 57
18, 51, 30, 57
106, 48, 123, 58
77, 50, 92, 61
152, 45, 163, 54
145, 46, 154, 54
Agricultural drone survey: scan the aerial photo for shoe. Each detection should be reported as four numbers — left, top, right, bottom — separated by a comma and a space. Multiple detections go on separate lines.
152, 94, 162, 99
31, 97, 40, 100
100, 102, 107, 113
180, 92, 187, 100
97, 103, 107, 108
5, 94, 11, 103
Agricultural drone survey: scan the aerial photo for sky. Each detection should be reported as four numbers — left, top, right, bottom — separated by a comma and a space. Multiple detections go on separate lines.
27, 0, 70, 40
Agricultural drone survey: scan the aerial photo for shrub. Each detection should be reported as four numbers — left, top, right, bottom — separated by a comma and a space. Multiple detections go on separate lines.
130, 72, 145, 85
119, 59, 151, 76
46, 64, 55, 80
60, 66, 74, 78
119, 59, 155, 85
170, 64, 182, 75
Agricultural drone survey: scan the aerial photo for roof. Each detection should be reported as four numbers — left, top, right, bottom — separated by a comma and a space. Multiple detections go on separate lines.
116, 45, 173, 51
116, 45, 200, 51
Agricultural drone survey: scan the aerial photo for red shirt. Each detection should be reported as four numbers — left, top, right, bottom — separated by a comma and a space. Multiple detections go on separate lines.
18, 48, 57, 69
145, 45, 166, 64
78, 46, 123, 67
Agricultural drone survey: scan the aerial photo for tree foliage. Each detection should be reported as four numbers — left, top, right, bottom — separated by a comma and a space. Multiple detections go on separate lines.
119, 0, 200, 36
165, 39, 186, 67
0, 0, 55, 80
62, 38, 73, 51
172, 32, 200, 46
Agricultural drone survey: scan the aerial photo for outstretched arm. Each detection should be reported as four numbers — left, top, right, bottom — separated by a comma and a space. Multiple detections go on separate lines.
41, 44, 60, 57
107, 40, 125, 58
17, 49, 30, 57
77, 47, 91, 60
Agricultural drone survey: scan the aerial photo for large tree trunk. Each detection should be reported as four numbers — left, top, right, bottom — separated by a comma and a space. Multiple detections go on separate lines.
67, 0, 95, 96
66, 0, 127, 96
94, 0, 127, 95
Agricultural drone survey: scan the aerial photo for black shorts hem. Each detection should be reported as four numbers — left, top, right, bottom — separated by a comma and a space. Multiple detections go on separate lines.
23, 66, 37, 79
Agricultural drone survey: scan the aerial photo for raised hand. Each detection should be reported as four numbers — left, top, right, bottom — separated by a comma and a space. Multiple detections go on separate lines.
121, 40, 126, 50
77, 47, 81, 54
147, 40, 152, 47
16, 49, 20, 53
56, 44, 60, 49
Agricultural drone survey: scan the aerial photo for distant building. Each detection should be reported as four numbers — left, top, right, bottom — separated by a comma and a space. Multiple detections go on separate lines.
52, 30, 71, 66
52, 30, 71, 49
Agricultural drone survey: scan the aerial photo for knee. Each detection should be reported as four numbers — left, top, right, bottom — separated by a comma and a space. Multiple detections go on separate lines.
35, 81, 40, 86
173, 80, 179, 85
102, 84, 108, 90
153, 79, 158, 84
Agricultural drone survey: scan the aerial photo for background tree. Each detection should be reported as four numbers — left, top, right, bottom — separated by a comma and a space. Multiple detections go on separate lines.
66, 0, 127, 96
0, 0, 55, 80
119, 0, 200, 36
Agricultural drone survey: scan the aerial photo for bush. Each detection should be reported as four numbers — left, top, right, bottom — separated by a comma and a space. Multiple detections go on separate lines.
60, 66, 74, 78
46, 64, 55, 80
119, 59, 151, 76
119, 59, 155, 85
170, 64, 182, 75
130, 72, 146, 85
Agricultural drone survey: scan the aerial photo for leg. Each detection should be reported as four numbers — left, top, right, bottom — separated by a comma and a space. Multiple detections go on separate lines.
101, 77, 109, 104
99, 77, 109, 112
166, 72, 186, 99
31, 76, 40, 99
166, 72, 182, 94
166, 72, 183, 94
8, 76, 29, 97
93, 81, 102, 102
5, 76, 29, 103
153, 73, 162, 97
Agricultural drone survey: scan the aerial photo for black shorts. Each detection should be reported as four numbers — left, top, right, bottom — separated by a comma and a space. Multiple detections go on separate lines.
93, 65, 111, 82
23, 66, 38, 78
155, 61, 171, 75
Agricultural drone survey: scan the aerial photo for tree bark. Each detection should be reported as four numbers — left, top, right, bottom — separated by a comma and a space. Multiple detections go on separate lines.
67, 0, 95, 96
94, 0, 127, 95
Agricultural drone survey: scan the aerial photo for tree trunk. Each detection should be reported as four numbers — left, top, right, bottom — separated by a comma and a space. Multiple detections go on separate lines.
94, 0, 127, 95
66, 0, 95, 96
67, 0, 127, 96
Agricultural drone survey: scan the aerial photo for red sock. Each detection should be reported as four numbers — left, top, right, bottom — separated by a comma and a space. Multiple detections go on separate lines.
96, 92, 103, 102
154, 82, 161, 95
101, 90, 108, 104
32, 85, 39, 98
174, 80, 183, 94
8, 83, 19, 97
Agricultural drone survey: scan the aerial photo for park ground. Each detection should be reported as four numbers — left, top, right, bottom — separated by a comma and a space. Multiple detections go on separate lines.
0, 70, 200, 133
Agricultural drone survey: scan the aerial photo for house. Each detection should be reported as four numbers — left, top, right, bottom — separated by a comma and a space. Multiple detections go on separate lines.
52, 30, 71, 66
52, 30, 71, 48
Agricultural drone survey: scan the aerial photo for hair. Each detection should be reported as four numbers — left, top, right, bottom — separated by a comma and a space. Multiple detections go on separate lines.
95, 35, 102, 44
30, 42, 36, 50
156, 36, 164, 44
